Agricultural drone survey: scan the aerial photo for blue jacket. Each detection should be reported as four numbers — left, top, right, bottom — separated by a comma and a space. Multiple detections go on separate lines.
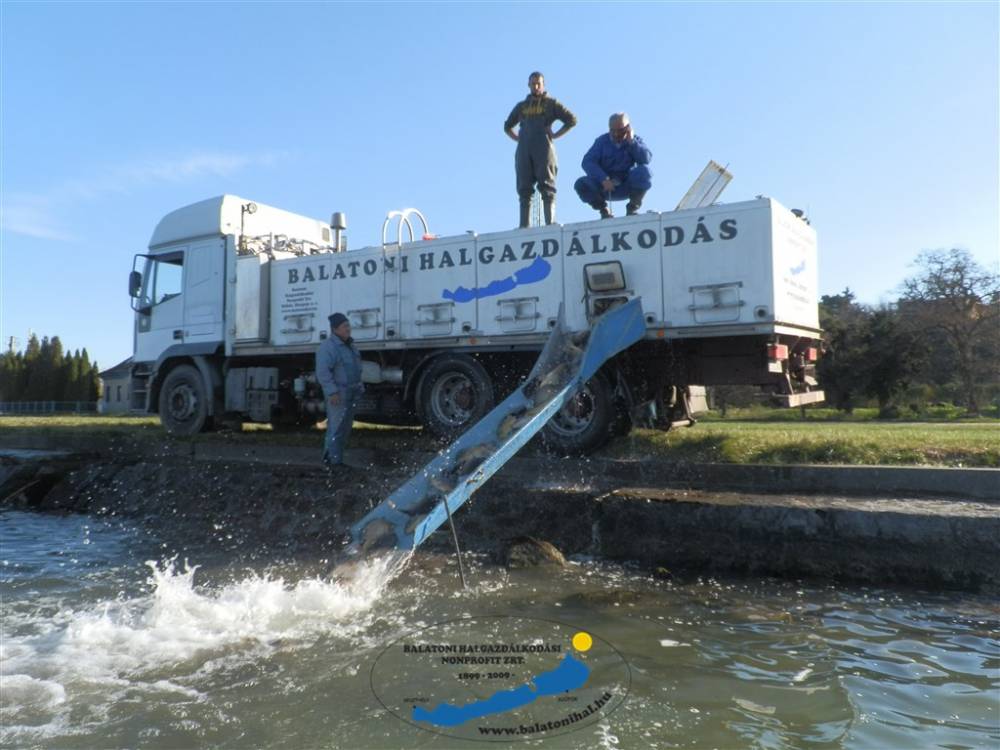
315, 335, 363, 398
582, 133, 652, 183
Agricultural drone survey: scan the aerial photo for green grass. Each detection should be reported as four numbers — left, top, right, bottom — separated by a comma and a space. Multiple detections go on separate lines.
2, 414, 997, 467
603, 421, 1000, 467
0, 415, 432, 453
700, 404, 998, 422
0, 414, 163, 435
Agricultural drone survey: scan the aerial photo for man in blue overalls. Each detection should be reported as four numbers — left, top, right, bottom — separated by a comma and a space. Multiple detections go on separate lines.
574, 112, 653, 219
315, 312, 363, 470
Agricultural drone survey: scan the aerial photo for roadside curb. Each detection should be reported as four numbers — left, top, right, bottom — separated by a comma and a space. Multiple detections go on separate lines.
2, 439, 997, 502
184, 445, 999, 502
3, 443, 998, 592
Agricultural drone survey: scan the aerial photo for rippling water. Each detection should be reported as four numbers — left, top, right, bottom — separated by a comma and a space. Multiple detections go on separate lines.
2, 510, 997, 749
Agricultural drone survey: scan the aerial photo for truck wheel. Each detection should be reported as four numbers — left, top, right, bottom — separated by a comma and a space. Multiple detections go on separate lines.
158, 364, 211, 436
418, 355, 495, 439
541, 373, 614, 455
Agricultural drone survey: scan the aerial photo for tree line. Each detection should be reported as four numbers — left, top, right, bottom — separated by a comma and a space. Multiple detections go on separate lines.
709, 248, 999, 417
0, 334, 101, 402
2, 250, 995, 415
818, 249, 999, 415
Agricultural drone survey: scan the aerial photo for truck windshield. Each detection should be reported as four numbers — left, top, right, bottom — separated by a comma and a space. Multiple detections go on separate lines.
133, 252, 184, 311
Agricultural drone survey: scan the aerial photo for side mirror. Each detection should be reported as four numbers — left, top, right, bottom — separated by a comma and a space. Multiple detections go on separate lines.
128, 270, 142, 297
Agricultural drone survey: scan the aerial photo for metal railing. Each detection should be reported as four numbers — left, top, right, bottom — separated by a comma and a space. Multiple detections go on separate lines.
0, 401, 98, 415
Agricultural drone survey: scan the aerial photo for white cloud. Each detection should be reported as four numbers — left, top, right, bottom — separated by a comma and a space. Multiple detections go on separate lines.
1, 151, 286, 241
0, 196, 76, 241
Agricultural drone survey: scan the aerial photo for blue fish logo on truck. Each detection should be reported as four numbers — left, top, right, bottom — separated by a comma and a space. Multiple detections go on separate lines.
442, 257, 551, 303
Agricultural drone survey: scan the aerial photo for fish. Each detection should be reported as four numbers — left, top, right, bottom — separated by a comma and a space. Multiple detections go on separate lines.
429, 473, 457, 493
538, 362, 570, 390
734, 698, 776, 715
521, 401, 550, 420
521, 363, 573, 408
405, 511, 429, 535
561, 335, 585, 362
357, 518, 397, 553
497, 413, 520, 441
531, 379, 566, 406
402, 494, 439, 517
454, 442, 496, 476
522, 375, 543, 398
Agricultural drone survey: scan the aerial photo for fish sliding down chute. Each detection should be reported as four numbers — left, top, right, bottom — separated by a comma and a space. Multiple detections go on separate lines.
342, 297, 647, 558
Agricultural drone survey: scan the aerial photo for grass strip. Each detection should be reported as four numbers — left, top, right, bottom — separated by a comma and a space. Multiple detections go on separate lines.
1, 416, 997, 467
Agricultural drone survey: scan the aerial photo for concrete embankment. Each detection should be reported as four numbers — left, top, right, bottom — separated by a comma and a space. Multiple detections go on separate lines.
2, 440, 998, 593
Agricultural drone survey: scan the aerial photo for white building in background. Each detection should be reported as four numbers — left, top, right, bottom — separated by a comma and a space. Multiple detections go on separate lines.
98, 358, 132, 414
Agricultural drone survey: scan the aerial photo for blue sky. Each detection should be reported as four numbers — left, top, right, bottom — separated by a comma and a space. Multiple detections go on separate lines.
2, 1, 997, 371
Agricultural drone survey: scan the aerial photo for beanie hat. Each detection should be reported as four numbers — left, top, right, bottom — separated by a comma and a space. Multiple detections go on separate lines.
328, 312, 349, 329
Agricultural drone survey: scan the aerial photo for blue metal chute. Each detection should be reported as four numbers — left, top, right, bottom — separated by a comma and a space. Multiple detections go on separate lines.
342, 298, 646, 557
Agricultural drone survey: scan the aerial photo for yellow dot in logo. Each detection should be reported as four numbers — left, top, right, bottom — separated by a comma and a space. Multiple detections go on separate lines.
572, 632, 593, 652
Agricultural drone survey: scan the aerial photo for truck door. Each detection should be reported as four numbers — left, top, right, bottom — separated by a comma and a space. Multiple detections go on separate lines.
182, 239, 225, 342
133, 250, 185, 363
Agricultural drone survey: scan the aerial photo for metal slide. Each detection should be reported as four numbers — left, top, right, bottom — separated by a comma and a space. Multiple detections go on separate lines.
341, 298, 647, 559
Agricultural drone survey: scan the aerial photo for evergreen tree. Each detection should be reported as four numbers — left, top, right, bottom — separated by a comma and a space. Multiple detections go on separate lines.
21, 334, 41, 400
80, 349, 100, 401
817, 289, 870, 412
0, 338, 102, 403
0, 350, 23, 401
49, 336, 66, 400
63, 350, 81, 401
27, 336, 53, 400
861, 307, 926, 416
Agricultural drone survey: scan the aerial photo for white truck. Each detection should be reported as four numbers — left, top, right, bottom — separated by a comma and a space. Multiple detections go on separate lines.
128, 194, 823, 453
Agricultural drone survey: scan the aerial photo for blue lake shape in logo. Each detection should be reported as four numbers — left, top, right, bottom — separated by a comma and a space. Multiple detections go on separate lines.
790, 260, 806, 276
411, 652, 590, 728
442, 257, 551, 303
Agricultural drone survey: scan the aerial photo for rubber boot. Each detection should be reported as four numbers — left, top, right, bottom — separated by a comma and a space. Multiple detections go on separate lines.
518, 199, 531, 229
543, 198, 555, 225
626, 190, 647, 216
589, 200, 612, 219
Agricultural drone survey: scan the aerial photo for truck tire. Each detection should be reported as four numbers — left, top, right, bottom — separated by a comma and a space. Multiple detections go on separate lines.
418, 354, 495, 439
158, 364, 211, 436
541, 373, 614, 455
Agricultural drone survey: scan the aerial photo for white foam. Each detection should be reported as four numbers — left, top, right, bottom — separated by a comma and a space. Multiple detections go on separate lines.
0, 675, 66, 713
1, 552, 409, 744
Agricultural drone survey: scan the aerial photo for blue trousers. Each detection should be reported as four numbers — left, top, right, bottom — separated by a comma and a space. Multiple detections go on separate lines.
323, 393, 358, 465
574, 164, 652, 205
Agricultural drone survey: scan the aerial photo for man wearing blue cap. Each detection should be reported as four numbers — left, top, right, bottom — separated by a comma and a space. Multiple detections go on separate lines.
315, 312, 363, 471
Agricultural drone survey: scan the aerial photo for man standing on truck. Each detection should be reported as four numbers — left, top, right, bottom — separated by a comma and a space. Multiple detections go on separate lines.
316, 313, 363, 471
504, 71, 577, 228
574, 112, 652, 218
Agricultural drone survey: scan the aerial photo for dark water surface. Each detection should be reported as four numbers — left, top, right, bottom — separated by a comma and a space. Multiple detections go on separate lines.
1, 510, 997, 749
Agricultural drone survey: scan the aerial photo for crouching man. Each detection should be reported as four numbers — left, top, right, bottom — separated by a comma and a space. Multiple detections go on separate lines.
574, 112, 652, 219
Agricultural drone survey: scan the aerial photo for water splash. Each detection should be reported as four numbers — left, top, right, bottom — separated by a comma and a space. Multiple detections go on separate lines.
1, 552, 411, 742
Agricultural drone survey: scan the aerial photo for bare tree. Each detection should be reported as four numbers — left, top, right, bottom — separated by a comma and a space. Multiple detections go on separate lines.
899, 249, 1000, 413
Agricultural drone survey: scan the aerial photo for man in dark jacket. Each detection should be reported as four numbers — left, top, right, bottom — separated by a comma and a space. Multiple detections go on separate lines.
574, 112, 652, 219
504, 71, 577, 228
315, 312, 363, 469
